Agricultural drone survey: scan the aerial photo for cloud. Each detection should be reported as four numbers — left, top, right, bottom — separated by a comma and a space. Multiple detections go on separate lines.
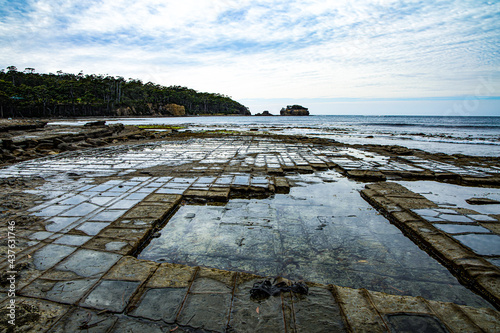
0, 0, 499, 112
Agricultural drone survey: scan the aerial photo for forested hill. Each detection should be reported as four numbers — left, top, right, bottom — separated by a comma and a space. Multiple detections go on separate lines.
0, 67, 250, 118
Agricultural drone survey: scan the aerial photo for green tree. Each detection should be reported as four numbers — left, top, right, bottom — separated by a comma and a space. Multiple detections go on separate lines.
0, 67, 250, 118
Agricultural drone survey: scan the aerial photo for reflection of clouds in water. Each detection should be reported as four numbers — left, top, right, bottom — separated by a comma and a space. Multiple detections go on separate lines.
400, 181, 500, 215
139, 172, 490, 307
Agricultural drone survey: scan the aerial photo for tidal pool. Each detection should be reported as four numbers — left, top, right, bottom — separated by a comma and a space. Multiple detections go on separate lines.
398, 180, 500, 215
139, 171, 491, 307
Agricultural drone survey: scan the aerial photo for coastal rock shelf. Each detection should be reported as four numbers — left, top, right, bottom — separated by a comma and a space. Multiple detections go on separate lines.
329, 148, 499, 183
138, 172, 490, 307
5, 264, 500, 332
1, 136, 498, 185
1, 132, 499, 331
7, 265, 500, 332
0, 121, 164, 166
361, 182, 500, 309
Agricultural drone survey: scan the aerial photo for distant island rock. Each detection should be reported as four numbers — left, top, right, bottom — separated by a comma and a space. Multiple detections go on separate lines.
280, 105, 309, 116
254, 110, 274, 116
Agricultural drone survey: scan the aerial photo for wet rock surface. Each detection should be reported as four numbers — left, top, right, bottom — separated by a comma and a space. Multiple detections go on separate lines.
362, 181, 500, 309
0, 121, 174, 167
0, 125, 499, 331
138, 172, 491, 308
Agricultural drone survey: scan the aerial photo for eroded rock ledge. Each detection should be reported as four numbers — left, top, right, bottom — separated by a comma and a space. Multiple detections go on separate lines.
361, 182, 500, 309
1, 127, 499, 332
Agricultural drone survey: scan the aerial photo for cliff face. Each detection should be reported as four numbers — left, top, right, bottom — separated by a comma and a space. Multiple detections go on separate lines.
161, 103, 186, 116
280, 105, 309, 116
116, 103, 186, 117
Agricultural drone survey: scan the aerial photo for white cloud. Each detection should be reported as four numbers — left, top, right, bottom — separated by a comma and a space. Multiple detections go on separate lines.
1, 0, 499, 109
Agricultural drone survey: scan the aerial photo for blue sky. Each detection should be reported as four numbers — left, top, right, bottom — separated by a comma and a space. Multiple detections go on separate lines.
1, 0, 499, 115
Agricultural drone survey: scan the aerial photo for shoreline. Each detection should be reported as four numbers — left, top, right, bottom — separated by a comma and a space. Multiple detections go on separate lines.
1, 119, 500, 173
2, 117, 499, 165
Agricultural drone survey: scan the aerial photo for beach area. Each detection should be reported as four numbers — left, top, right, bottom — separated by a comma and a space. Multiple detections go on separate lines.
1, 117, 499, 332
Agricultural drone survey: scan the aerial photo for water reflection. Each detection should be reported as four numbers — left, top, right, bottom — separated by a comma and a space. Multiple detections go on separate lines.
139, 171, 491, 307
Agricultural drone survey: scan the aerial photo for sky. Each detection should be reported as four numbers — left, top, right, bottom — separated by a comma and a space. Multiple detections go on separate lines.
1, 0, 499, 115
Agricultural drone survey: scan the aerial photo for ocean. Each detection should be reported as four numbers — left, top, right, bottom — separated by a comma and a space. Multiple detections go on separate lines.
50, 115, 500, 157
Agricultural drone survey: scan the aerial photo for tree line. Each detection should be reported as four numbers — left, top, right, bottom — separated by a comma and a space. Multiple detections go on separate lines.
0, 66, 250, 118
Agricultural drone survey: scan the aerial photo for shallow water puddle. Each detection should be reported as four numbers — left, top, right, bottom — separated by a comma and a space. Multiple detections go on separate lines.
400, 180, 500, 266
398, 180, 500, 215
139, 171, 490, 307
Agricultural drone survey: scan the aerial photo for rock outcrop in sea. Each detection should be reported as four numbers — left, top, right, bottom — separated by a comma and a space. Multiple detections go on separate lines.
254, 110, 274, 116
280, 105, 309, 116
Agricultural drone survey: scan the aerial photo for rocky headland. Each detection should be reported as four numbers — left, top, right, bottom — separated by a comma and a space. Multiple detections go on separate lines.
0, 68, 250, 118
